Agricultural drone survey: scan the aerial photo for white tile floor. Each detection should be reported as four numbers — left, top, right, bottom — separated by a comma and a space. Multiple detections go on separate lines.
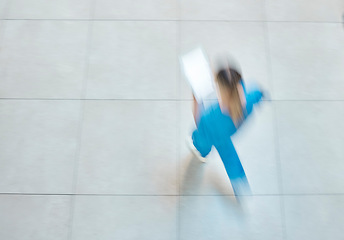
0, 0, 343, 239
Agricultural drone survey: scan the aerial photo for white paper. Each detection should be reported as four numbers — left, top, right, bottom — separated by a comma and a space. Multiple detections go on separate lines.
180, 48, 215, 103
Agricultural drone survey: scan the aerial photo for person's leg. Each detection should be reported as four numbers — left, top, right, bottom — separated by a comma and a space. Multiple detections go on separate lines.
190, 94, 213, 157
215, 139, 251, 196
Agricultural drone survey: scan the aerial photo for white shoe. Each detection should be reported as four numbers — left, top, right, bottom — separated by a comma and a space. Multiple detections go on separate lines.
186, 136, 207, 163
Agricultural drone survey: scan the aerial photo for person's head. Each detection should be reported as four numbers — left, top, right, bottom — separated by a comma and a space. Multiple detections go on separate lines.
215, 67, 244, 125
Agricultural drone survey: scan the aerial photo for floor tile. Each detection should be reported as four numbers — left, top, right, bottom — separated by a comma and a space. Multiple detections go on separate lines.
0, 20, 8, 86
72, 196, 177, 240
266, 0, 344, 22
6, 0, 93, 19
0, 20, 88, 98
0, 20, 5, 45
94, 0, 177, 20
268, 23, 344, 100
0, 195, 71, 240
180, 0, 264, 21
284, 195, 344, 240
0, 100, 80, 193
76, 101, 178, 194
276, 101, 344, 194
180, 22, 270, 100
1, 0, 344, 238
179, 101, 279, 195
86, 21, 178, 99
180, 196, 283, 240
0, 0, 7, 19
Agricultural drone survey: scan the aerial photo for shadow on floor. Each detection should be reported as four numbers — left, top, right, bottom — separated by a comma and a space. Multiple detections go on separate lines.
179, 153, 206, 195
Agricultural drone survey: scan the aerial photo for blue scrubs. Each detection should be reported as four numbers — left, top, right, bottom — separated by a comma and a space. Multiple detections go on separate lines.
192, 82, 263, 195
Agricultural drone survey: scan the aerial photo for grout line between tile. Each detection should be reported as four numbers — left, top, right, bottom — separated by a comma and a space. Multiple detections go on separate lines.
263, 14, 274, 100
1, 192, 344, 196
272, 101, 287, 240
176, 1, 181, 239
176, 100, 181, 240
1, 18, 343, 24
263, 0, 283, 196
67, 2, 96, 240
263, 1, 287, 238
178, 19, 344, 24
1, 98, 344, 101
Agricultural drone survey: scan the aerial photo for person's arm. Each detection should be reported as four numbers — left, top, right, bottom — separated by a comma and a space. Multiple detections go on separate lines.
245, 87, 264, 116
192, 94, 200, 127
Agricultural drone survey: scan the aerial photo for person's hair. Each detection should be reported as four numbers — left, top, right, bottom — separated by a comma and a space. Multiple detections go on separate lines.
215, 67, 244, 125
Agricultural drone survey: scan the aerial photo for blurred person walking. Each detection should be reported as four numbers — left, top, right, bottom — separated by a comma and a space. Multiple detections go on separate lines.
187, 62, 265, 199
